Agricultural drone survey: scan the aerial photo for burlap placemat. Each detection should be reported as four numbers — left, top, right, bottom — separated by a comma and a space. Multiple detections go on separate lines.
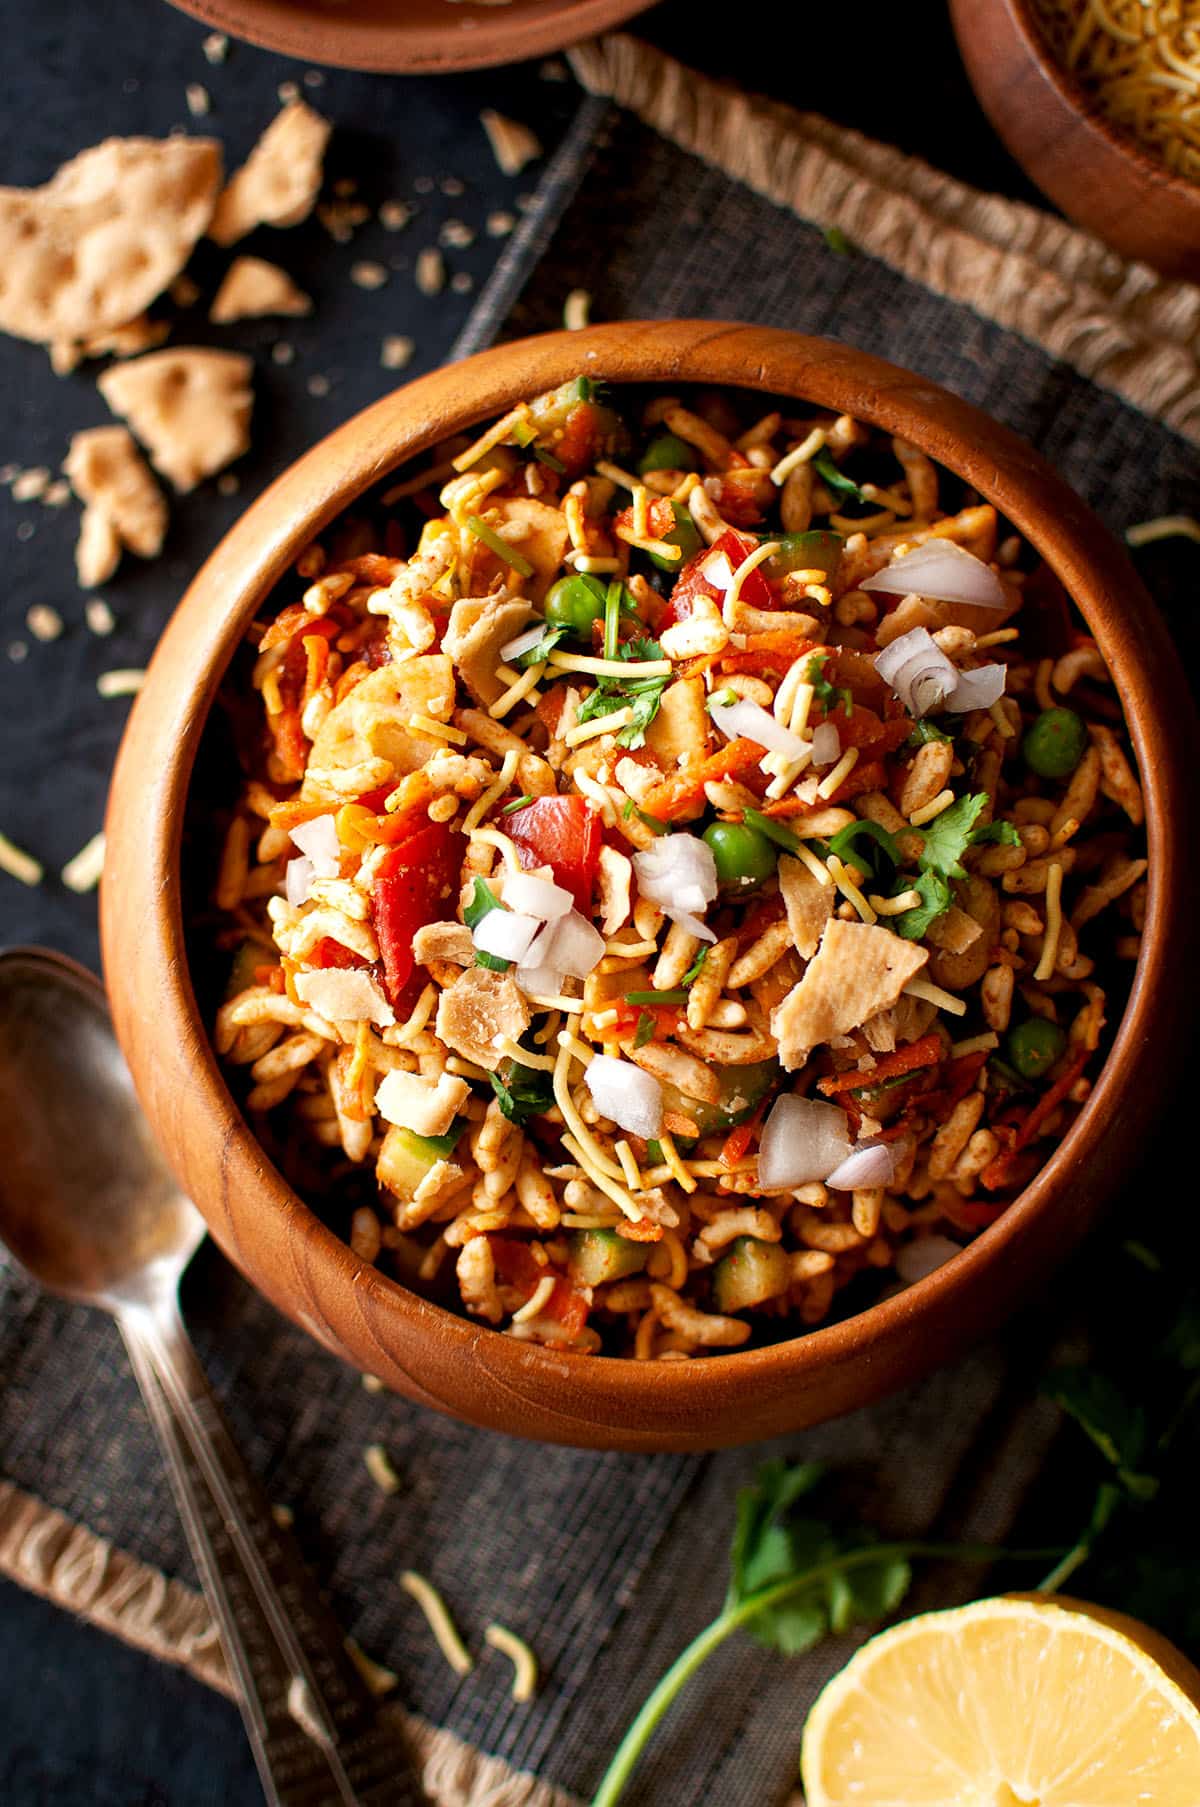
3, 35, 1197, 1807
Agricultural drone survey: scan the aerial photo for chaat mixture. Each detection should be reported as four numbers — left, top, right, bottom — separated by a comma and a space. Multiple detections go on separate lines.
208, 377, 1148, 1358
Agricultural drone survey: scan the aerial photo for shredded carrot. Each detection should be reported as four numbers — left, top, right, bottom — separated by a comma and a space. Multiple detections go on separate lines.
719, 1101, 766, 1169
638, 738, 765, 821
817, 1032, 944, 1096
980, 1049, 1089, 1191
663, 1109, 701, 1139
616, 1217, 664, 1243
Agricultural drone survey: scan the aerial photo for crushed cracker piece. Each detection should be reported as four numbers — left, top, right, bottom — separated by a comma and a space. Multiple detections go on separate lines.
350, 260, 389, 291
210, 100, 330, 245
440, 175, 465, 197
379, 199, 411, 232
540, 58, 568, 80
0, 464, 17, 484
170, 274, 201, 308
41, 479, 71, 507
63, 424, 168, 586
450, 272, 473, 295
317, 198, 369, 243
364, 1443, 401, 1494
303, 69, 325, 88
0, 136, 221, 345
26, 605, 63, 642
11, 468, 50, 503
277, 81, 300, 105
333, 177, 357, 198
7, 642, 27, 663
85, 599, 116, 635
271, 341, 296, 365
415, 247, 445, 296
210, 256, 311, 323
186, 83, 211, 118
307, 373, 331, 398
414, 176, 434, 195
486, 210, 515, 237
98, 347, 253, 493
380, 335, 414, 371
217, 472, 240, 496
480, 109, 542, 176
202, 31, 229, 63
440, 219, 474, 248
49, 314, 171, 376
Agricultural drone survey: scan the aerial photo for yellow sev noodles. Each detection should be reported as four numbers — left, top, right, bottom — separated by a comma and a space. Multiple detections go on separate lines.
1031, 0, 1200, 181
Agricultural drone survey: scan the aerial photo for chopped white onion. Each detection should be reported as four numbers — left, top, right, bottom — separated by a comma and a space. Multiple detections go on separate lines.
535, 908, 606, 979
825, 1139, 898, 1191
668, 910, 718, 944
285, 855, 315, 907
757, 1094, 852, 1190
584, 1054, 663, 1140
632, 835, 719, 918
861, 540, 1008, 610
896, 1235, 961, 1284
501, 870, 573, 921
289, 813, 340, 878
499, 623, 548, 662
700, 549, 736, 592
473, 909, 542, 964
810, 721, 841, 767
711, 694, 807, 759
874, 627, 958, 718
944, 663, 1007, 713
514, 958, 566, 998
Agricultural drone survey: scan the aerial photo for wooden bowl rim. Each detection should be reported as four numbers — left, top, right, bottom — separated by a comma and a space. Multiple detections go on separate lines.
962, 0, 1200, 211
104, 319, 1191, 1408
163, 0, 652, 74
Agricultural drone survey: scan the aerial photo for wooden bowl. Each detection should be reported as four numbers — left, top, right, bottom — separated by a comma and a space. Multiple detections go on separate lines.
164, 0, 652, 74
102, 321, 1196, 1451
950, 0, 1200, 280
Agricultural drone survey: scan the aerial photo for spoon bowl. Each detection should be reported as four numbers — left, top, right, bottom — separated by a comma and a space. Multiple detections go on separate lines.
0, 947, 203, 1311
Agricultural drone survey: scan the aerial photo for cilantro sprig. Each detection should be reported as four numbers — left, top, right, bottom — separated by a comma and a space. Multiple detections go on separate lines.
489, 1057, 555, 1125
575, 635, 669, 750
804, 652, 854, 717
591, 1461, 1054, 1807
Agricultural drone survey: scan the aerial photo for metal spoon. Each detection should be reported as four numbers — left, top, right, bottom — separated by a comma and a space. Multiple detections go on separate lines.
0, 947, 422, 1807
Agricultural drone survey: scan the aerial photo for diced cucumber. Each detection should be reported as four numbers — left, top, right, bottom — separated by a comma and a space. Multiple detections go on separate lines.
566, 1229, 649, 1288
656, 1059, 777, 1137
763, 530, 843, 585
379, 1125, 463, 1201
225, 939, 263, 1001
712, 1237, 790, 1313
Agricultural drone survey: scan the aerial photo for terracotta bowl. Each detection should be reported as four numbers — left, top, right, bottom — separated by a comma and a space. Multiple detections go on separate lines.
102, 321, 1195, 1451
164, 0, 651, 74
950, 0, 1200, 280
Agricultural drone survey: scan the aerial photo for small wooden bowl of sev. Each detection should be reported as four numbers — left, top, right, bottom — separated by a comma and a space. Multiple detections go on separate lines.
102, 321, 1197, 1451
951, 0, 1200, 279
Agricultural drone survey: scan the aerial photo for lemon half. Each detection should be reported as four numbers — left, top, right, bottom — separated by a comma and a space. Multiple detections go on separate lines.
801, 1593, 1200, 1806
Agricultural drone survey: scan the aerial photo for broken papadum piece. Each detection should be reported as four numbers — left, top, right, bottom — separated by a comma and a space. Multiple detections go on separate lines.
209, 102, 330, 246
97, 348, 254, 493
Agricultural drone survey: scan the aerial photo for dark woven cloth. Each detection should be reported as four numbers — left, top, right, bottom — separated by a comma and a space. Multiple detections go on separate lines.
3, 23, 1200, 1807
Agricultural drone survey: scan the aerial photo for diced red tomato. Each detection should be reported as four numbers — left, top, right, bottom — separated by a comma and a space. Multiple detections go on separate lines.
658, 547, 723, 635
505, 795, 601, 912
557, 402, 599, 479
487, 1237, 589, 1335
659, 528, 777, 634
371, 819, 463, 1014
311, 937, 368, 971
707, 473, 767, 527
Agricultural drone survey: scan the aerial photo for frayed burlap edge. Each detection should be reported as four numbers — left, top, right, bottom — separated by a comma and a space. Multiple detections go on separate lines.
568, 34, 1200, 447
0, 1480, 578, 1807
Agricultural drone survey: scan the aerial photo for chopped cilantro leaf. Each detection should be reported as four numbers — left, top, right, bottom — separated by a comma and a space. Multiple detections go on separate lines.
828, 819, 899, 880
823, 226, 854, 256
463, 877, 510, 970
915, 791, 988, 881
512, 624, 568, 669
904, 720, 952, 749
575, 633, 669, 749
893, 869, 952, 941
490, 1058, 555, 1125
633, 1011, 656, 1049
813, 449, 868, 507
972, 818, 1022, 849
804, 652, 853, 716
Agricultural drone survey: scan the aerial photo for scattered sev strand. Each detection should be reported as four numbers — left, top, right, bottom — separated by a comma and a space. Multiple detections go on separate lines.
0, 831, 43, 887
400, 1571, 474, 1676
485, 1624, 539, 1701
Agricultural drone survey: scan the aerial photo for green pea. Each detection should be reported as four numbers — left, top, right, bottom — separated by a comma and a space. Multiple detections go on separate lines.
703, 820, 778, 889
637, 433, 697, 475
649, 502, 703, 573
1006, 1016, 1066, 1082
1023, 707, 1087, 779
543, 573, 606, 639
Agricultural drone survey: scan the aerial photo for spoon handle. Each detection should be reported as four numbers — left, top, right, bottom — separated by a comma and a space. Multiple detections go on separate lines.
119, 1305, 423, 1807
